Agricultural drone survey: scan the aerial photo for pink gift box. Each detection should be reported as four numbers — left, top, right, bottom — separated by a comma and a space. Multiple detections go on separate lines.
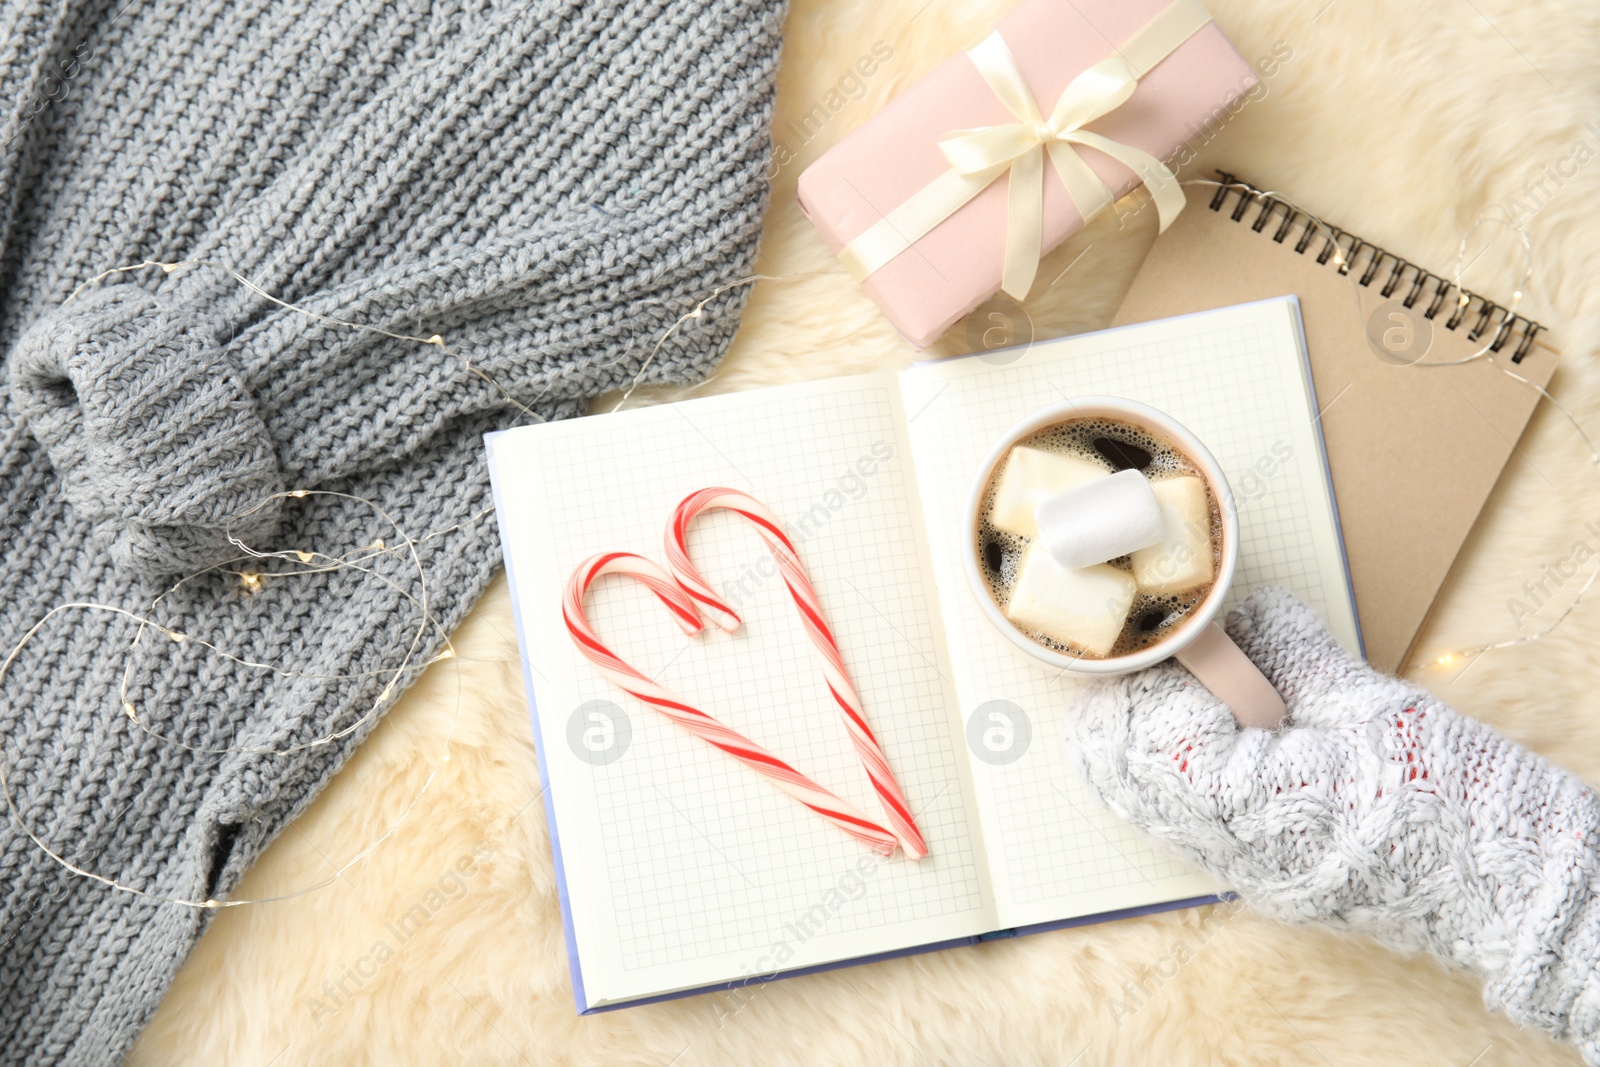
796, 0, 1259, 348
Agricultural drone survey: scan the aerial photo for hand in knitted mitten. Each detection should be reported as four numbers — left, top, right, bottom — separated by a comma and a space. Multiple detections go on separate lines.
1071, 587, 1600, 1059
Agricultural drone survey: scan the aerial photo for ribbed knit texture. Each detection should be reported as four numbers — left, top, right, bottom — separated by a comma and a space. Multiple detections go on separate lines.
0, 1, 786, 1062
1072, 587, 1600, 1063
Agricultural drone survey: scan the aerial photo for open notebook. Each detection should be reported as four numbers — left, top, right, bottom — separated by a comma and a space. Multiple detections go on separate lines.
487, 297, 1361, 1011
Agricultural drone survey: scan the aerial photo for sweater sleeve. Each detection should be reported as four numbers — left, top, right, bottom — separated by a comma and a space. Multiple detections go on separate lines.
1071, 587, 1600, 1063
7, 0, 781, 576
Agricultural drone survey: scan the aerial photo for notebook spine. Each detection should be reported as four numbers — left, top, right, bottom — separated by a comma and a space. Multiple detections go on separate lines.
1209, 173, 1544, 363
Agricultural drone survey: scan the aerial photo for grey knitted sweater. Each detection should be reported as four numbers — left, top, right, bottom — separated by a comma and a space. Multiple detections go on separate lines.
0, 1, 785, 1061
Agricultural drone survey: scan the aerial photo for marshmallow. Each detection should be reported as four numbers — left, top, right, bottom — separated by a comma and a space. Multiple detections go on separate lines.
1035, 468, 1165, 570
1129, 476, 1215, 595
1005, 544, 1136, 657
987, 446, 1110, 538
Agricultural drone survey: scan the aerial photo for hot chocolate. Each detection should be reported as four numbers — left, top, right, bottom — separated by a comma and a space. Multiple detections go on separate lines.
974, 415, 1223, 659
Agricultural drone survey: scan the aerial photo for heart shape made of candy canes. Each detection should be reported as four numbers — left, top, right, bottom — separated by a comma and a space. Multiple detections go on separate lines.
562, 488, 928, 859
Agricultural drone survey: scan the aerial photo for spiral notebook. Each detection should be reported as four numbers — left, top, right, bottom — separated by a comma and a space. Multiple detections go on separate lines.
487, 296, 1360, 1011
1112, 175, 1559, 670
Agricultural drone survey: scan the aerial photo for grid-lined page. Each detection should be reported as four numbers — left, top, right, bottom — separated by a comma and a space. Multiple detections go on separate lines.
489, 372, 995, 1006
901, 298, 1360, 929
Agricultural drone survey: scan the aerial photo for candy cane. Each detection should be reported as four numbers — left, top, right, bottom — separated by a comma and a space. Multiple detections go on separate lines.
664, 488, 928, 860
563, 550, 900, 856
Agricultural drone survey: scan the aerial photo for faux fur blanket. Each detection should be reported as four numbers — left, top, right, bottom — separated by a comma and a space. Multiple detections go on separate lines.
133, 0, 1600, 1063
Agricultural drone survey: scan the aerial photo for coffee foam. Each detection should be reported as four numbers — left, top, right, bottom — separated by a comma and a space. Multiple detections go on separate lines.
975, 416, 1224, 659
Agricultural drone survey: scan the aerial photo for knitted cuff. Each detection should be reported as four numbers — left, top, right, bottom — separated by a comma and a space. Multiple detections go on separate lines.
1484, 773, 1600, 1059
1552, 888, 1600, 1063
9, 284, 285, 576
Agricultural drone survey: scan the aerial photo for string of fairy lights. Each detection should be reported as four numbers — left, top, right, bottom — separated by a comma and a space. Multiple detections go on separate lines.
1187, 178, 1600, 671
0, 259, 778, 909
0, 177, 1591, 910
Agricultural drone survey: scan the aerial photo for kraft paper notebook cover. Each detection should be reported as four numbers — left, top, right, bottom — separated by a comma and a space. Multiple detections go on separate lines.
1112, 175, 1559, 672
487, 297, 1360, 1011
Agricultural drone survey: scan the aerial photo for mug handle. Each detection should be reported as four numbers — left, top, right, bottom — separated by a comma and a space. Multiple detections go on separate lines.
1173, 623, 1287, 730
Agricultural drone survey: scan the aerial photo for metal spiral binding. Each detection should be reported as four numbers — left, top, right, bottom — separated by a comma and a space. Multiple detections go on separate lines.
1209, 173, 1545, 363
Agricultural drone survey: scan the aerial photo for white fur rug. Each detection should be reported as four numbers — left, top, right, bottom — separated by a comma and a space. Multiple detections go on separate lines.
133, 1, 1600, 1063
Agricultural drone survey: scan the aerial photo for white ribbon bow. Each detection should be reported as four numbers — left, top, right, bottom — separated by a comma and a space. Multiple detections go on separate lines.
938, 39, 1186, 299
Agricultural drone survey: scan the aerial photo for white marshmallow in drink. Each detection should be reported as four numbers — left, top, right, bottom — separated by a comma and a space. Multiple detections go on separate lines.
1004, 543, 1136, 657
1035, 468, 1165, 570
1129, 475, 1215, 595
986, 445, 1110, 539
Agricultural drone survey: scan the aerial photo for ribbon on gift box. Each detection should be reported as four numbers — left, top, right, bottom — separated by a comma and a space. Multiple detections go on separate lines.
837, 0, 1212, 301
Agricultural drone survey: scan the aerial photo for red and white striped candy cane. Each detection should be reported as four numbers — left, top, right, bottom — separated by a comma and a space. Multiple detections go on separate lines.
563, 550, 900, 856
663, 488, 928, 860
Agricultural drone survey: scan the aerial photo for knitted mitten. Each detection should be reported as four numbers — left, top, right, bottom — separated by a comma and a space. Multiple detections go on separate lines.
1071, 587, 1600, 1060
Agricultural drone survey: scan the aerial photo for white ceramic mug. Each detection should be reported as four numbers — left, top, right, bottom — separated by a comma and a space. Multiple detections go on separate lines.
962, 396, 1287, 730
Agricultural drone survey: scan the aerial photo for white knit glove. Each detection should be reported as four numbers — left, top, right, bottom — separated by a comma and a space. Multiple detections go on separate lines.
1071, 587, 1600, 1060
